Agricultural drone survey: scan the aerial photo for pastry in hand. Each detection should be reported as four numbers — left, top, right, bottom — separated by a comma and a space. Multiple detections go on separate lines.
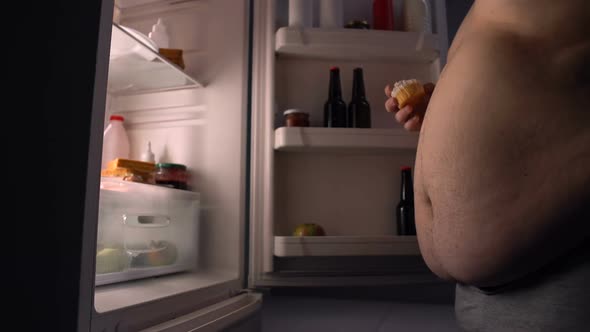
390, 79, 426, 109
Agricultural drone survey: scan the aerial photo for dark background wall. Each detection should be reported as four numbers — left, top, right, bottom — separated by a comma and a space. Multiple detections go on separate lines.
446, 0, 474, 43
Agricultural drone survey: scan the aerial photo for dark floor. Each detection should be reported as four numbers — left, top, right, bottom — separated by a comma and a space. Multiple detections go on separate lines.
260, 284, 461, 332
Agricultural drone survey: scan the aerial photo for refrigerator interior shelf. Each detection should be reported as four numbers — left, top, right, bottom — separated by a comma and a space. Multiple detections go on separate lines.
95, 263, 194, 286
274, 127, 419, 152
94, 270, 238, 313
274, 235, 421, 257
275, 27, 440, 62
108, 23, 203, 96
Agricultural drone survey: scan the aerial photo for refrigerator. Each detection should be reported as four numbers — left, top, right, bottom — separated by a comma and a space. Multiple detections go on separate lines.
40, 0, 451, 330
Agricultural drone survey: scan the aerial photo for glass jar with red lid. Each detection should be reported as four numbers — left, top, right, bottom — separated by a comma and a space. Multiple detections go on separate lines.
155, 163, 189, 190
283, 109, 310, 127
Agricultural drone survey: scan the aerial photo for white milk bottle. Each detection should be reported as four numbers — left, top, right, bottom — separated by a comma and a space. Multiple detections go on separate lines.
101, 115, 130, 169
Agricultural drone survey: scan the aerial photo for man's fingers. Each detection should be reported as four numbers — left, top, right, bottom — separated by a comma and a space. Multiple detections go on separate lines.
386, 82, 431, 133
385, 84, 393, 97
404, 115, 421, 131
385, 98, 399, 113
395, 105, 413, 123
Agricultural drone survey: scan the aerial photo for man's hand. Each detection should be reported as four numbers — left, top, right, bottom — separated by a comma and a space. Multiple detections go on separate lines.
384, 82, 435, 131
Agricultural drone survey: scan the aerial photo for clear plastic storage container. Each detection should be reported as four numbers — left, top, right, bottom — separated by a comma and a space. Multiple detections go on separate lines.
95, 177, 200, 286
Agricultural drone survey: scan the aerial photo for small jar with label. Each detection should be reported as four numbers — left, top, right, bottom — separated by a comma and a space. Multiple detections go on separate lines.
283, 109, 310, 127
155, 163, 189, 190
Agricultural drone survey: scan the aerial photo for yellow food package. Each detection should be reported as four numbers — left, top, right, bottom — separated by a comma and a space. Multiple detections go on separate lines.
106, 158, 156, 173
101, 167, 155, 184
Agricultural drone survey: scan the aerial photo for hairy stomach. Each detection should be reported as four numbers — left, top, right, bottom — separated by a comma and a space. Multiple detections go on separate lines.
414, 28, 590, 285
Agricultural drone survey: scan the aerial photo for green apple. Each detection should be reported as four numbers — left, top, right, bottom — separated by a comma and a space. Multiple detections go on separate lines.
96, 248, 128, 274
293, 223, 326, 236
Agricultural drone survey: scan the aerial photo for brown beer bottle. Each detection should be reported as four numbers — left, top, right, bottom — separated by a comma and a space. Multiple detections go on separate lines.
347, 67, 371, 128
396, 166, 416, 235
323, 67, 348, 127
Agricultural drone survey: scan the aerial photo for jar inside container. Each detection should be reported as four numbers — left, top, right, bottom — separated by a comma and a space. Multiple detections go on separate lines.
155, 163, 189, 190
284, 109, 310, 127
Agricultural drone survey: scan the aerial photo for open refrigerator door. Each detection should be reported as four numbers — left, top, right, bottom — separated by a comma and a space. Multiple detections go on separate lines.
80, 0, 262, 331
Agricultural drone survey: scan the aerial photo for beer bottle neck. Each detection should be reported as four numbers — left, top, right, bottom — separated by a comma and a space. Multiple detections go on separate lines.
329, 68, 342, 99
352, 68, 366, 99
400, 169, 414, 202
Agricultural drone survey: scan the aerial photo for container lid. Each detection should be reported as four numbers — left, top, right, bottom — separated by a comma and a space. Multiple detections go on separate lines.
156, 163, 187, 170
110, 115, 124, 121
283, 109, 308, 116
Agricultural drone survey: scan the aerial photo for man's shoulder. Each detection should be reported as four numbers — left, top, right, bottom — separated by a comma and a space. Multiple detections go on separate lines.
473, 0, 589, 40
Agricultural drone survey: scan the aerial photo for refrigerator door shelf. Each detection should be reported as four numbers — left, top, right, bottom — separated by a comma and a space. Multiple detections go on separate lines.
95, 263, 195, 286
274, 127, 419, 152
275, 27, 440, 62
274, 235, 421, 257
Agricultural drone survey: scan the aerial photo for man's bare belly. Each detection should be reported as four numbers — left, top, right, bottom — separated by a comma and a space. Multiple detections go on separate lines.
414, 0, 590, 287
